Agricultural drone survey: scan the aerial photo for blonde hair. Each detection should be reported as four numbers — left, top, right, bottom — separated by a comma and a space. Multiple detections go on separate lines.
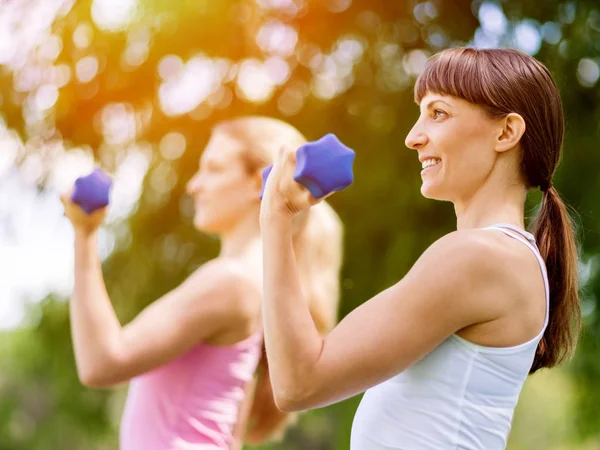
213, 116, 344, 441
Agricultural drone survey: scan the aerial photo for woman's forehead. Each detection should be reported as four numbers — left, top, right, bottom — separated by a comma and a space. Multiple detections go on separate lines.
418, 92, 483, 115
419, 91, 455, 105
200, 133, 244, 163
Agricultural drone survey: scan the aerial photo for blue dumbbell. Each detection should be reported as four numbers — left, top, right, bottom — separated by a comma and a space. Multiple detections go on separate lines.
260, 133, 355, 200
71, 168, 113, 214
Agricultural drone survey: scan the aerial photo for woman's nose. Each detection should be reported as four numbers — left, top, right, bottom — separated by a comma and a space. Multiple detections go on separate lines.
186, 173, 203, 195
405, 123, 428, 150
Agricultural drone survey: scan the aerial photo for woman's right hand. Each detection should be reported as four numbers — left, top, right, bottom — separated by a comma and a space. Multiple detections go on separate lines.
60, 188, 108, 236
260, 146, 321, 226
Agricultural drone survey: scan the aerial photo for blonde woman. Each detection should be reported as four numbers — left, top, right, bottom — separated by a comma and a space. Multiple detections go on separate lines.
61, 117, 343, 449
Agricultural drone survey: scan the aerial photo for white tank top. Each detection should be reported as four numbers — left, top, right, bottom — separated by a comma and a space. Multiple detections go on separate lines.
350, 224, 550, 450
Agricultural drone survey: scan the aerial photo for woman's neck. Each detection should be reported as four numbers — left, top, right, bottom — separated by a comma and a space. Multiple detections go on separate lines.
454, 181, 527, 230
219, 211, 262, 259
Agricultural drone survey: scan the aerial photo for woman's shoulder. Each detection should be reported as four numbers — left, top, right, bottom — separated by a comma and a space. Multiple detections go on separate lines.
186, 258, 262, 313
432, 227, 538, 268
191, 257, 258, 283
420, 228, 538, 305
415, 229, 524, 301
424, 228, 510, 268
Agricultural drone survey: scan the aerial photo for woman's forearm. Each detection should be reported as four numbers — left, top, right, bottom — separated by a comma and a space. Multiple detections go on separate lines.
71, 231, 122, 385
261, 213, 323, 408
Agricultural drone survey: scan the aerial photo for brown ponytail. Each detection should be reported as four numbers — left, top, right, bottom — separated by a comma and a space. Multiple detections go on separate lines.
529, 186, 580, 372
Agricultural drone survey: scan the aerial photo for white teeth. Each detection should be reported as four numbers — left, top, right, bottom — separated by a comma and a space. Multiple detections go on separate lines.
422, 158, 440, 169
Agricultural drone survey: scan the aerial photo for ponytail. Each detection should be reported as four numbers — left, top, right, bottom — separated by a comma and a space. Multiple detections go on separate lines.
530, 186, 581, 373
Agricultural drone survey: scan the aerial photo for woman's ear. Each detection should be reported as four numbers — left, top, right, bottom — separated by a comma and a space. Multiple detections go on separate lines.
495, 112, 526, 153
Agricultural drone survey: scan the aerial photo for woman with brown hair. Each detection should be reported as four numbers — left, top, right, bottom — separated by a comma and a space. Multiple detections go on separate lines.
60, 116, 343, 449
259, 47, 581, 449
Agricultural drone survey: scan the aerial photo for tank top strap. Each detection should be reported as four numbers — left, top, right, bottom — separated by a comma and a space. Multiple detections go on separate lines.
484, 223, 536, 243
482, 223, 550, 335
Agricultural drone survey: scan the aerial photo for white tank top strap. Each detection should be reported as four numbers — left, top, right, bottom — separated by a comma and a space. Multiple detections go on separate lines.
482, 223, 550, 334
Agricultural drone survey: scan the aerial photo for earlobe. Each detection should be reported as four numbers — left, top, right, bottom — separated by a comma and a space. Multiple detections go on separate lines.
496, 113, 526, 153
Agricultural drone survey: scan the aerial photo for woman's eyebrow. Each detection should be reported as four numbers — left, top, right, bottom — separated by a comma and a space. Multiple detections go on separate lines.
424, 99, 453, 109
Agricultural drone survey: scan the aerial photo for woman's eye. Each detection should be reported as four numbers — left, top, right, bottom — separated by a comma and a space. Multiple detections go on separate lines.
203, 164, 220, 173
433, 109, 446, 119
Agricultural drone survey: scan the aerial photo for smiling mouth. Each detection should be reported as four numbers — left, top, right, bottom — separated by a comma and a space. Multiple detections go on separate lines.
421, 158, 441, 170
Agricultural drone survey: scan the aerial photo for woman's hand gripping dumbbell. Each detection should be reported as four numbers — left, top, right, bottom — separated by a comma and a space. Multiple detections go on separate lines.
60, 168, 113, 233
259, 133, 355, 217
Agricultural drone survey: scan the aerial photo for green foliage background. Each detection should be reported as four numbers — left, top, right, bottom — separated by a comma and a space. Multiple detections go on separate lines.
0, 0, 599, 448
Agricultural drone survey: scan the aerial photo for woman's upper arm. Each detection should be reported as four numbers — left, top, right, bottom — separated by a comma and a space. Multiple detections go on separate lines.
290, 231, 505, 410
96, 262, 256, 386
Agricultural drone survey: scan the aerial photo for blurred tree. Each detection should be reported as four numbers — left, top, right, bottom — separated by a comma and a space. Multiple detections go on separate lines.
0, 0, 599, 449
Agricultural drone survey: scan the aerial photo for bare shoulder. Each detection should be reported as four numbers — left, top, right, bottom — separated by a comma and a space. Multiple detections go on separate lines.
183, 258, 262, 321
418, 229, 510, 277
403, 229, 521, 323
433, 228, 541, 282
189, 258, 258, 286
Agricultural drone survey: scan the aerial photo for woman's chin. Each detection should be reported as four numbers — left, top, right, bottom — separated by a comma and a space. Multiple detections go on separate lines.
194, 216, 220, 234
420, 182, 446, 201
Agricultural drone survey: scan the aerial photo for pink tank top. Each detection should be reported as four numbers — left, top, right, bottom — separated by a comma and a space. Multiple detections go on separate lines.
120, 332, 262, 450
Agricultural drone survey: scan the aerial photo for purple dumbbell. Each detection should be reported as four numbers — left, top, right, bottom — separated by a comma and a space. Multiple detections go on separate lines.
260, 133, 355, 200
71, 168, 112, 214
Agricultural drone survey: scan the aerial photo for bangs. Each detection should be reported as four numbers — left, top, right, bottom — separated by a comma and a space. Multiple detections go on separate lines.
414, 47, 503, 113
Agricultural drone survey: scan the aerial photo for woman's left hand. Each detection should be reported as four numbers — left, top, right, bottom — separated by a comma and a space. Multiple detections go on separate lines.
260, 145, 321, 224
60, 189, 107, 235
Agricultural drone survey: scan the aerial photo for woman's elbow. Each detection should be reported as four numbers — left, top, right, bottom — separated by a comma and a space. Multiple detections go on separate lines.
78, 367, 111, 388
273, 394, 302, 413
76, 359, 121, 389
273, 385, 314, 412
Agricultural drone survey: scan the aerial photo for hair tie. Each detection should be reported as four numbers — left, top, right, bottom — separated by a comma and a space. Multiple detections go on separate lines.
540, 180, 553, 192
